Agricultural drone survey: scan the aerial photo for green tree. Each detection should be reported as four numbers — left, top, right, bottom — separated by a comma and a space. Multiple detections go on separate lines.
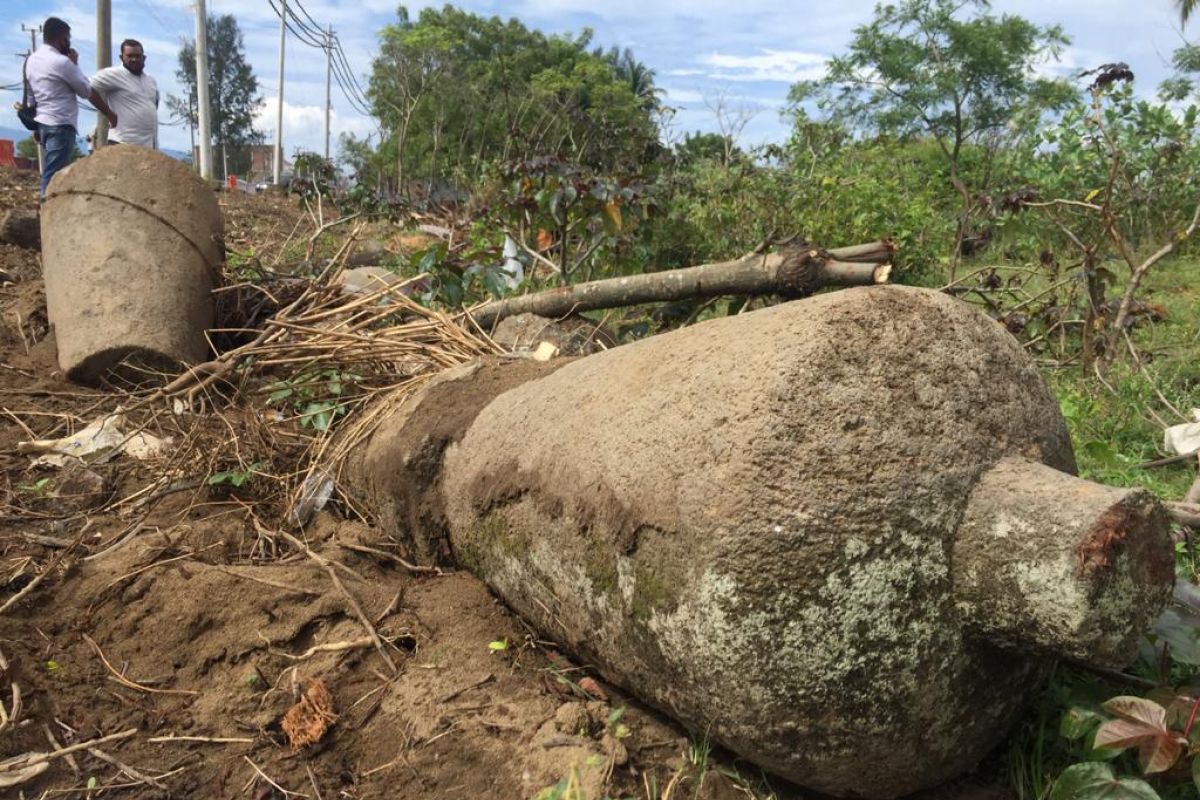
790, 0, 1073, 275
673, 131, 737, 165
1160, 42, 1200, 102
597, 46, 663, 111
1179, 0, 1196, 23
998, 76, 1200, 368
16, 137, 38, 160
17, 135, 82, 162
167, 14, 262, 179
365, 5, 659, 194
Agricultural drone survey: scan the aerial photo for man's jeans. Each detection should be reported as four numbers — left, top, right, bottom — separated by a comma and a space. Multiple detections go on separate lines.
39, 124, 76, 197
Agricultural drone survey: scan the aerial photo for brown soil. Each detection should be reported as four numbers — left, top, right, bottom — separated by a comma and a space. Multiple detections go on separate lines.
0, 165, 1010, 800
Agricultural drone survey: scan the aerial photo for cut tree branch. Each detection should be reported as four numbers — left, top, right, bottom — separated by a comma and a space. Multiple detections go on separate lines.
472, 243, 893, 327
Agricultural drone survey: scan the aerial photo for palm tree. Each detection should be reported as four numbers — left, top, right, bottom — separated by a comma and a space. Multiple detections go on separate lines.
597, 46, 664, 112
1181, 0, 1197, 23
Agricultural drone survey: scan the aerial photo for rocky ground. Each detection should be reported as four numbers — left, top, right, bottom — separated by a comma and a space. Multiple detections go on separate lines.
0, 165, 1009, 800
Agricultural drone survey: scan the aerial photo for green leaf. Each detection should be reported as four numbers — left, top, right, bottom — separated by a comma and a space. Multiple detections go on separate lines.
267, 387, 294, 402
300, 402, 334, 430
534, 776, 569, 800
1062, 707, 1104, 740
481, 266, 510, 298
45, 660, 59, 672
87, 776, 98, 790
488, 638, 509, 652
1082, 441, 1119, 467
417, 245, 441, 273
1049, 763, 1160, 800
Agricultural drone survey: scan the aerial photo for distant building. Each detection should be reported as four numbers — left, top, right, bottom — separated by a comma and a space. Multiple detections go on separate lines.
0, 140, 36, 170
249, 145, 291, 183
190, 144, 291, 183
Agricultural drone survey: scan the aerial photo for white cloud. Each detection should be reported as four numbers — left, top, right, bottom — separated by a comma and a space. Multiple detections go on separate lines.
254, 96, 375, 155
662, 87, 704, 104
697, 49, 828, 83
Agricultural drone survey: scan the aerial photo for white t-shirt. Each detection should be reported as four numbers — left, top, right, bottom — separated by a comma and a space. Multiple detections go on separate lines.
90, 66, 159, 148
26, 44, 92, 129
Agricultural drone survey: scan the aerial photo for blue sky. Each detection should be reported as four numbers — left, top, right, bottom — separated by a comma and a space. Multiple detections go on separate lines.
0, 0, 1193, 159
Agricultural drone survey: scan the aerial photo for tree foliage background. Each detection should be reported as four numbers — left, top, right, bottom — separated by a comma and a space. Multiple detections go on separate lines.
168, 13, 262, 179
345, 5, 661, 196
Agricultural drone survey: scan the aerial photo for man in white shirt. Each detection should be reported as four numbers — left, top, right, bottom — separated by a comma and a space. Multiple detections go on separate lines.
26, 17, 118, 196
90, 39, 159, 149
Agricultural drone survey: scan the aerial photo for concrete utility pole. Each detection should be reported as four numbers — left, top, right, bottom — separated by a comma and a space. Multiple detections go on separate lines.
324, 27, 332, 161
272, 0, 286, 185
22, 24, 40, 54
187, 94, 195, 167
194, 0, 213, 180
95, 0, 112, 148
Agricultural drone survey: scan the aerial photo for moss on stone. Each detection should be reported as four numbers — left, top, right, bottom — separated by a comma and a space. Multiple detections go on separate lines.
457, 509, 528, 576
582, 532, 619, 595
630, 559, 683, 620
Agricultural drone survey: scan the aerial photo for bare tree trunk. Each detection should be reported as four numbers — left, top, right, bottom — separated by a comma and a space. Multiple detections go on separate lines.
472, 245, 893, 327
1100, 201, 1200, 367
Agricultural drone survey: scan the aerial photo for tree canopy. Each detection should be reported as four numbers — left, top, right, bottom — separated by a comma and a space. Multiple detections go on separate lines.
788, 0, 1074, 272
357, 5, 661, 193
789, 0, 1071, 160
168, 13, 262, 176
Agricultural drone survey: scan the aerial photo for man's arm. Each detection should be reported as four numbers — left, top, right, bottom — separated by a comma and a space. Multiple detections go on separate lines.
88, 89, 118, 128
61, 51, 117, 128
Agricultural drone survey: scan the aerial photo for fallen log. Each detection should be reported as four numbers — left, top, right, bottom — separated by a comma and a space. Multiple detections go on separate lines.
471, 244, 892, 327
826, 238, 895, 263
1171, 502, 1200, 528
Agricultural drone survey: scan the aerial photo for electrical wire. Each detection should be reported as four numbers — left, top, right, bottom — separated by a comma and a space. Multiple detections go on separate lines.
289, 0, 326, 36
264, 0, 371, 109
329, 51, 372, 115
291, 0, 372, 107
131, 0, 175, 38
266, 0, 326, 48
330, 38, 369, 102
263, 0, 374, 116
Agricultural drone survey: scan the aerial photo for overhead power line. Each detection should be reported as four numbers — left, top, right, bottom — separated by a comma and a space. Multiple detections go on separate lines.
263, 0, 372, 115
266, 0, 371, 110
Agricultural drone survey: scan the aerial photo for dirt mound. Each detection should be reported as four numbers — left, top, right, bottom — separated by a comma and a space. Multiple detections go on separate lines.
0, 513, 722, 798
